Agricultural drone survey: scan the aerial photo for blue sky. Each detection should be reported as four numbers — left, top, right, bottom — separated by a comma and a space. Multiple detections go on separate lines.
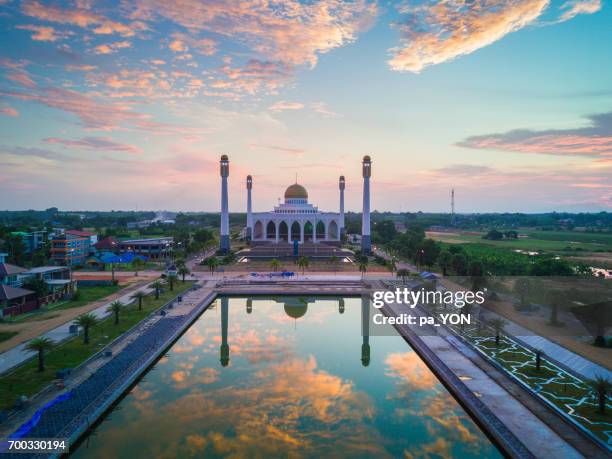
0, 0, 610, 212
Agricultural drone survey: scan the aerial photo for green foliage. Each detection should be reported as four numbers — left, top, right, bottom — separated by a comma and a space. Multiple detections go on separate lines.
270, 259, 281, 272
25, 337, 54, 372
22, 278, 47, 298
297, 256, 309, 274
529, 257, 573, 276
483, 229, 504, 240
74, 313, 98, 344
372, 220, 397, 244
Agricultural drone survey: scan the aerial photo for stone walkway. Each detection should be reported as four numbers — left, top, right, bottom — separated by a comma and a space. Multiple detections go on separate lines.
477, 307, 611, 380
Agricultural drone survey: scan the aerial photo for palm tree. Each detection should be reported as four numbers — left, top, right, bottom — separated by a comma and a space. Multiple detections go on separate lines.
588, 375, 611, 414
359, 259, 368, 278
131, 290, 147, 311
150, 280, 163, 300
437, 250, 452, 276
25, 337, 54, 372
205, 257, 219, 276
534, 349, 543, 371
397, 269, 410, 284
107, 301, 123, 325
488, 317, 507, 347
74, 313, 97, 344
330, 256, 340, 275
386, 257, 397, 277
297, 256, 309, 275
168, 274, 177, 291
270, 258, 281, 272
178, 265, 190, 282
132, 257, 145, 276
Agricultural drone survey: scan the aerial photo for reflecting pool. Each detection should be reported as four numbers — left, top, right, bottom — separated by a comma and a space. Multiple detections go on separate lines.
72, 296, 502, 458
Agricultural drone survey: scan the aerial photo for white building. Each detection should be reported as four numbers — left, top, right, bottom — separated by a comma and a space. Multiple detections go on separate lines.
250, 183, 342, 244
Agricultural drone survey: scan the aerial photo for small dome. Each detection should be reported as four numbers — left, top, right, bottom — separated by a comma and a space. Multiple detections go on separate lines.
220, 154, 229, 161
284, 183, 308, 200
363, 155, 371, 162
339, 175, 345, 180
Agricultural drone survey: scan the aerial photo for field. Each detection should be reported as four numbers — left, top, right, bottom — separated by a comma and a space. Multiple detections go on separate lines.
427, 230, 612, 253
0, 281, 195, 411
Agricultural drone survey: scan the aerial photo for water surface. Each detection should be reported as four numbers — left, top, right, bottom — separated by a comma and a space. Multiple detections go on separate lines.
72, 296, 502, 458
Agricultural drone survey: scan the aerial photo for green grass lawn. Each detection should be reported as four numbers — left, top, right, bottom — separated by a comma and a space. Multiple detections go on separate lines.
0, 331, 18, 343
429, 230, 612, 252
0, 281, 195, 411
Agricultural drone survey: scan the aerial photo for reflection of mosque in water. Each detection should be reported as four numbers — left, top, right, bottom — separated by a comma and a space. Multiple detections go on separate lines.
218, 296, 371, 368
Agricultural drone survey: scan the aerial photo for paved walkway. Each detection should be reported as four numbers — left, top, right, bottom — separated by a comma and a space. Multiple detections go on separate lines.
0, 280, 159, 375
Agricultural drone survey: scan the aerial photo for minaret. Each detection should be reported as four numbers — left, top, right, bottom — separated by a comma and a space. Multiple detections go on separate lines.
361, 155, 372, 254
246, 298, 253, 314
220, 296, 230, 367
220, 155, 230, 254
361, 295, 370, 367
246, 175, 253, 241
339, 175, 345, 240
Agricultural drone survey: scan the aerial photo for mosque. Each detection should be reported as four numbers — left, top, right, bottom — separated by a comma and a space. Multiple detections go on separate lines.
218, 154, 372, 258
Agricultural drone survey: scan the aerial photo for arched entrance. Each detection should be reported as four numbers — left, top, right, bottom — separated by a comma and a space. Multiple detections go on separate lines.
290, 221, 301, 242
254, 220, 263, 239
304, 221, 313, 242
316, 221, 326, 240
266, 221, 276, 239
279, 221, 289, 242
328, 220, 338, 240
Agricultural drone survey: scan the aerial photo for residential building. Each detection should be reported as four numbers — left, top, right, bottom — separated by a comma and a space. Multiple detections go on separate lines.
9, 230, 47, 254
51, 232, 89, 266
0, 262, 28, 288
0, 284, 38, 318
65, 230, 97, 252
94, 236, 119, 253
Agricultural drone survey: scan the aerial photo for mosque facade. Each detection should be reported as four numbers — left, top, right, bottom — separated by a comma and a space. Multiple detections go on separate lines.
219, 155, 372, 255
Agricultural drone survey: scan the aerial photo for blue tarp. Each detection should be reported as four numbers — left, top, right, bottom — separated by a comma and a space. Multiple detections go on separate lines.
9, 391, 73, 440
420, 271, 438, 280
99, 251, 147, 264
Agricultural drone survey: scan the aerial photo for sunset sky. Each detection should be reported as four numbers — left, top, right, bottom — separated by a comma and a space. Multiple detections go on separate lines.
0, 0, 610, 213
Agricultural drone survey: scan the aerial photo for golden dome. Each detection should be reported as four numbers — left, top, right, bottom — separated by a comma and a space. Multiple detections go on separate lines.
284, 304, 307, 319
363, 155, 371, 162
220, 154, 228, 161
284, 183, 308, 200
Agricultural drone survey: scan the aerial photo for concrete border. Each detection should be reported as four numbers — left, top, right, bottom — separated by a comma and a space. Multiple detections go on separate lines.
56, 289, 217, 458
380, 303, 537, 459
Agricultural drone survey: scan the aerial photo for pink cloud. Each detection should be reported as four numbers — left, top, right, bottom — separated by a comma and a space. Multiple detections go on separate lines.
458, 112, 612, 161
44, 136, 142, 154
0, 107, 19, 117
22, 0, 138, 37
15, 24, 69, 42
269, 101, 304, 112
168, 33, 217, 56
127, 0, 376, 67
94, 40, 131, 54
389, 0, 548, 73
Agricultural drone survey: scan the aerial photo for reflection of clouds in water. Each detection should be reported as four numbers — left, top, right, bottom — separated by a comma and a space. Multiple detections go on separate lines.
93, 355, 389, 458
385, 352, 488, 457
